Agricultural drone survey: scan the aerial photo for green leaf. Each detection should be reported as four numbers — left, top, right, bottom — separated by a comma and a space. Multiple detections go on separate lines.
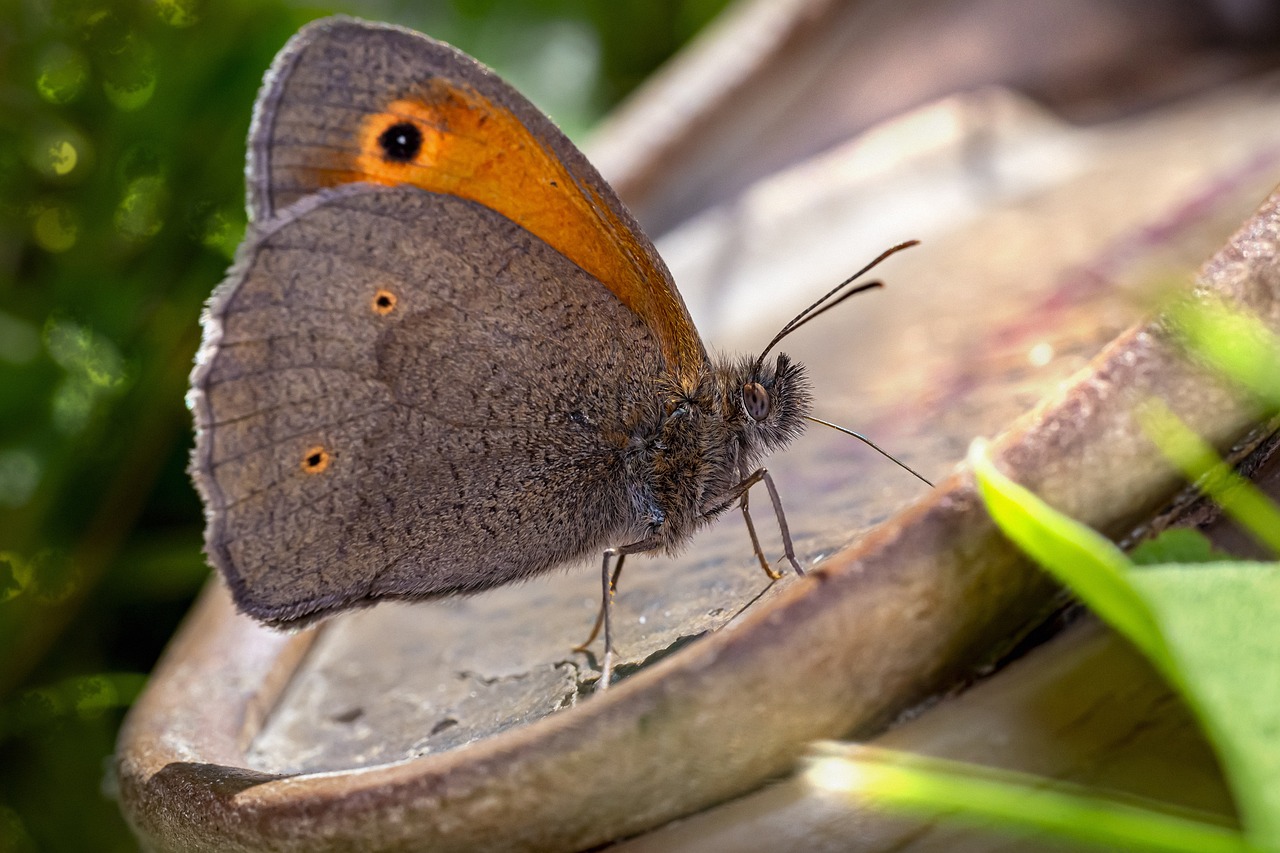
1131, 529, 1228, 566
1130, 562, 1280, 847
972, 439, 1280, 850
969, 440, 1173, 674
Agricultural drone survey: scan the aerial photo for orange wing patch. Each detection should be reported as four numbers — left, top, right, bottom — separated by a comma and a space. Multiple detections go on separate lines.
308, 80, 703, 386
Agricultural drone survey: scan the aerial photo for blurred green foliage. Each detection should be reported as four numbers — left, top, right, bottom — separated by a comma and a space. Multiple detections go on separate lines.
0, 0, 728, 849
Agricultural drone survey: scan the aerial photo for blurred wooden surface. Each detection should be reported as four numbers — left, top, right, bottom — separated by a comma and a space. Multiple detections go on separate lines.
616, 617, 1238, 852
591, 0, 1280, 234
117, 0, 1280, 850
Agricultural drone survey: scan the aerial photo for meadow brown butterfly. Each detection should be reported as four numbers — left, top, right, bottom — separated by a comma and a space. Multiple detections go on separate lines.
189, 17, 919, 689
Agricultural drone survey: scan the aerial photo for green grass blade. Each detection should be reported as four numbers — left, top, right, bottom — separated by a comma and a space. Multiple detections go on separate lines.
1166, 299, 1280, 409
1138, 399, 1280, 555
969, 440, 1173, 674
805, 743, 1254, 853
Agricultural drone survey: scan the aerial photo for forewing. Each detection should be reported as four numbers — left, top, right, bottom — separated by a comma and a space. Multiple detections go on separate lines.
248, 16, 707, 386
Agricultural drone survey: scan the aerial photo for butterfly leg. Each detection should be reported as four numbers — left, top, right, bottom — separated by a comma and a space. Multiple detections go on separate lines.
592, 537, 662, 692
735, 464, 804, 580
573, 553, 626, 654
738, 475, 782, 581
759, 467, 804, 577
597, 548, 623, 691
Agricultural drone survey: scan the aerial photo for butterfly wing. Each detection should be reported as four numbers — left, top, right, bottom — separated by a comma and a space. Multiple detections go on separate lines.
192, 184, 665, 626
248, 16, 707, 388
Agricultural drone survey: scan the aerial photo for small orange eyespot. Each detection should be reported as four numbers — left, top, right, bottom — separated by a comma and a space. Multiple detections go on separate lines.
372, 289, 397, 315
301, 446, 331, 474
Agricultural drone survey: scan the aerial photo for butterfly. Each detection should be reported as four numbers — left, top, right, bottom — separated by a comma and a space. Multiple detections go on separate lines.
189, 17, 922, 689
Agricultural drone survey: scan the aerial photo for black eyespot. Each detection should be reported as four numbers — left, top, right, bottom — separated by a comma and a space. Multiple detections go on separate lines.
742, 382, 770, 421
301, 445, 331, 474
378, 122, 422, 162
371, 288, 397, 315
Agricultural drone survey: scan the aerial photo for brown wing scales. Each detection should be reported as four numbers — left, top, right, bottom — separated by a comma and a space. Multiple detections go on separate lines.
191, 185, 666, 625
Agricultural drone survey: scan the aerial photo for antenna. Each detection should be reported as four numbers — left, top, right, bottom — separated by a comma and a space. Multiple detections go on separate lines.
755, 239, 931, 489
805, 416, 933, 488
754, 239, 920, 373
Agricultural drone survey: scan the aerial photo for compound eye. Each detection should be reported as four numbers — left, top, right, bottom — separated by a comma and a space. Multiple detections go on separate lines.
742, 382, 771, 421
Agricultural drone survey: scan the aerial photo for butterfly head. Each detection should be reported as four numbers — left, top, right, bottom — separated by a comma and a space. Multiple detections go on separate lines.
732, 352, 811, 463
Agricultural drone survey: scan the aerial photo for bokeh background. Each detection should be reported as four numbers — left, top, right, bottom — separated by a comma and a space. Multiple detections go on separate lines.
0, 1, 730, 849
